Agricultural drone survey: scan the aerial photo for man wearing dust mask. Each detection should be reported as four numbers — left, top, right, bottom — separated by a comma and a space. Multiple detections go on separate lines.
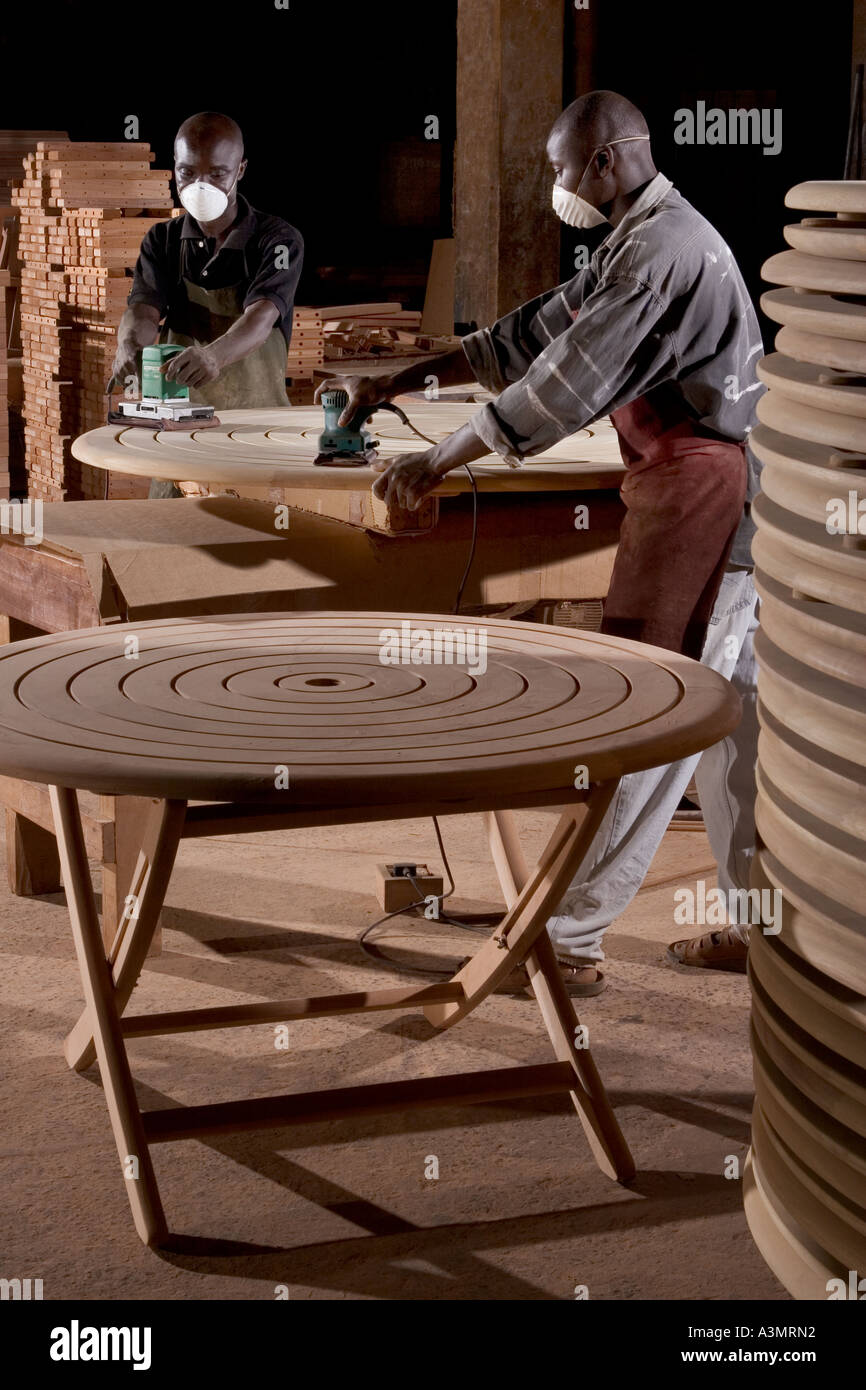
112, 111, 303, 496
320, 89, 764, 987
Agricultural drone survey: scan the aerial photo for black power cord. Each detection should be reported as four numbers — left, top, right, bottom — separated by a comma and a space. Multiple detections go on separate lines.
357, 815, 505, 977
452, 463, 479, 616
353, 405, 489, 974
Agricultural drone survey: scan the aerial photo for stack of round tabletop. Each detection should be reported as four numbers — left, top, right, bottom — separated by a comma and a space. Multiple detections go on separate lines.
747, 180, 866, 1296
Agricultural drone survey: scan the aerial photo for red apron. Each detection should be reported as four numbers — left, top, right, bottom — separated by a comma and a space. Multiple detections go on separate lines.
602, 390, 747, 660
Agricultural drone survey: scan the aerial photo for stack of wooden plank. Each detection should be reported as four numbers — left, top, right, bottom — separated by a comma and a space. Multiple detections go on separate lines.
0, 131, 67, 208
0, 268, 9, 498
0, 133, 70, 499
12, 142, 174, 500
287, 303, 426, 381
285, 307, 327, 379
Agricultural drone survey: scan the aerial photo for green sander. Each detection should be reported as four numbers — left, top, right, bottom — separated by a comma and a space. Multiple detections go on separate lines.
107, 345, 220, 430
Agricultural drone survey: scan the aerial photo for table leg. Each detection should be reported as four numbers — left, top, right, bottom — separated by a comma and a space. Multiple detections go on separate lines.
432, 782, 635, 1182
64, 798, 186, 1072
100, 794, 165, 956
525, 930, 635, 1182
484, 808, 529, 906
49, 785, 168, 1247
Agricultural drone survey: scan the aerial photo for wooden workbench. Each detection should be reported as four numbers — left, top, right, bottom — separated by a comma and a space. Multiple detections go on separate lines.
70, 403, 627, 601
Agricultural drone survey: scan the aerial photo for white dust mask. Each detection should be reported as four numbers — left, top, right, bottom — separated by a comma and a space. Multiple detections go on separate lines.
179, 180, 229, 223
552, 135, 651, 228
552, 184, 607, 229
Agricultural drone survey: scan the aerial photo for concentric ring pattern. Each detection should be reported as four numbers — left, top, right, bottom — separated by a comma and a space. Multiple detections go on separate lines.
0, 612, 738, 805
70, 404, 625, 491
746, 180, 866, 1298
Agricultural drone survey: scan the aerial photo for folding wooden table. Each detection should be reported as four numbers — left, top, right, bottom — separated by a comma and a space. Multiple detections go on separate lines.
0, 611, 739, 1246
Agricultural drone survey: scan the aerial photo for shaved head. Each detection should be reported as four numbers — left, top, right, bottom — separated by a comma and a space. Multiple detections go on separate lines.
175, 111, 244, 159
551, 90, 649, 153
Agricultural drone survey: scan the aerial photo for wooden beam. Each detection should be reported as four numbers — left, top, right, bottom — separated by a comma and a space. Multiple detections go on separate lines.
455, 0, 564, 325
65, 799, 186, 1072
0, 775, 112, 860
49, 785, 167, 1246
182, 784, 588, 839
5, 806, 60, 895
0, 544, 100, 632
121, 982, 465, 1039
143, 1062, 576, 1143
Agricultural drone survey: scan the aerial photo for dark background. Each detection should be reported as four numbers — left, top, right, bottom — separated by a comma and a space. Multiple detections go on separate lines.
0, 0, 855, 342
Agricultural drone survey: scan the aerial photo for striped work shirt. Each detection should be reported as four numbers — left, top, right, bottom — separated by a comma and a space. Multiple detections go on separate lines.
461, 173, 765, 565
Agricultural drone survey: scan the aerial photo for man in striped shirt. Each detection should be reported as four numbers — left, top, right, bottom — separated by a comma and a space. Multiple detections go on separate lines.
321, 90, 762, 988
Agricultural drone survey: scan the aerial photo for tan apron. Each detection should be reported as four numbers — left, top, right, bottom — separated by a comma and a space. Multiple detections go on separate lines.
149, 253, 289, 497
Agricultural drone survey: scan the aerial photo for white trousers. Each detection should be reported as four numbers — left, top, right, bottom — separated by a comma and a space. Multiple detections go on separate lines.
548, 567, 759, 960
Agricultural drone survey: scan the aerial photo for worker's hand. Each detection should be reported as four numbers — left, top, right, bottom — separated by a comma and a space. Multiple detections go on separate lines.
314, 373, 395, 427
163, 344, 220, 390
371, 449, 448, 511
109, 344, 140, 398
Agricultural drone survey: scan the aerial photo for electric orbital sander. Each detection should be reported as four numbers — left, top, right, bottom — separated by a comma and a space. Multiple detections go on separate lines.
314, 388, 432, 466
314, 389, 381, 465
107, 345, 221, 430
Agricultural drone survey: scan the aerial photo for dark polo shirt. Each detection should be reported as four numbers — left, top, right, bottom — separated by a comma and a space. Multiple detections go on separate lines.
127, 194, 304, 346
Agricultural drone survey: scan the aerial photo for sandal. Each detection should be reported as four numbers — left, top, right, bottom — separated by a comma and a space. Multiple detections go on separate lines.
503, 956, 606, 997
666, 924, 748, 973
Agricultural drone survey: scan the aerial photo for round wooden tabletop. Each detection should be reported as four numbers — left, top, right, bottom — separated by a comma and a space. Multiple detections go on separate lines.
762, 287, 866, 345
783, 221, 866, 262
762, 249, 866, 296
757, 386, 866, 453
785, 180, 866, 213
751, 422, 866, 528
758, 351, 866, 418
0, 613, 739, 805
70, 406, 625, 493
774, 325, 866, 375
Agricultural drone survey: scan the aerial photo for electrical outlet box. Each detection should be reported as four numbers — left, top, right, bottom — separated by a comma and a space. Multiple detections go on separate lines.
374, 862, 444, 913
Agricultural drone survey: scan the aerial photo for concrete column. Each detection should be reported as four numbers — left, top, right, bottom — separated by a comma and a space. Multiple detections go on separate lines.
455, 0, 564, 328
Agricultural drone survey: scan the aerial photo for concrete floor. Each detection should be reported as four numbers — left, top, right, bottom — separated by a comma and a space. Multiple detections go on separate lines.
0, 808, 788, 1301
